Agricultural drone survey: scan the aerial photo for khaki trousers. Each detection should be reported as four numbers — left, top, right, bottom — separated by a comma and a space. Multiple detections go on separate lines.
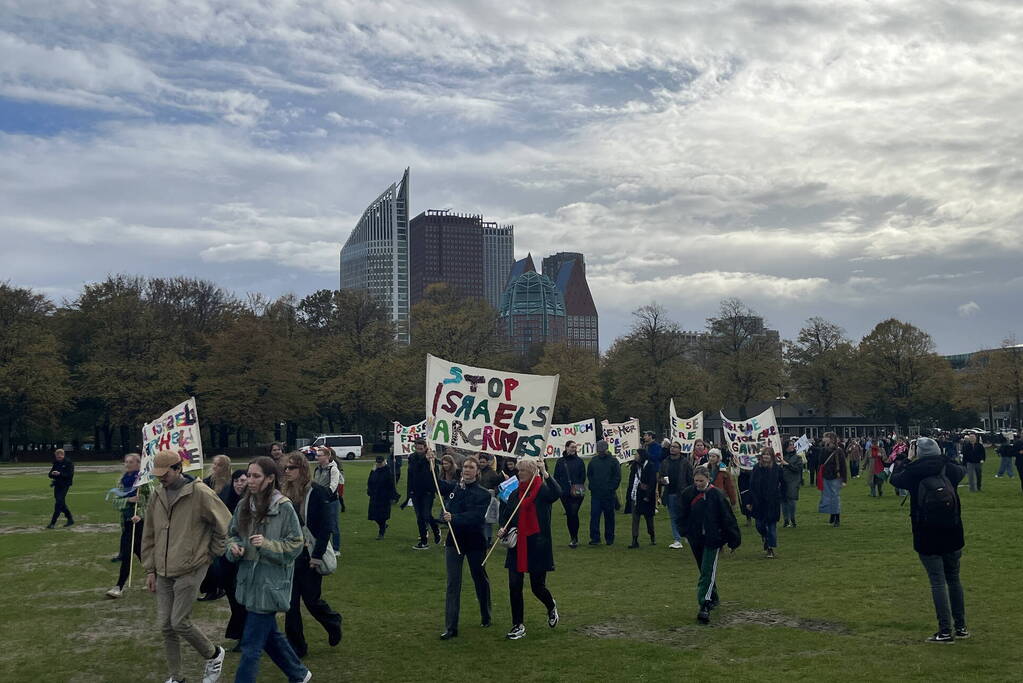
156, 564, 216, 679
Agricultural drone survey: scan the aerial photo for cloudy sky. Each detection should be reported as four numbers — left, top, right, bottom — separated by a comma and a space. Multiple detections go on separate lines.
3, 0, 1021, 354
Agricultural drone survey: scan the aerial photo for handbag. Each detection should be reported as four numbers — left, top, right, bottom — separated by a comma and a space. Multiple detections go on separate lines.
485, 494, 500, 524
303, 490, 337, 576
570, 484, 585, 498
499, 526, 518, 549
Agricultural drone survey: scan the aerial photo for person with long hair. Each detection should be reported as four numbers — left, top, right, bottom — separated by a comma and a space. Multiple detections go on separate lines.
626, 448, 658, 548
46, 448, 75, 528
552, 441, 586, 549
203, 455, 232, 495
226, 456, 311, 683
706, 449, 738, 508
747, 447, 784, 558
105, 452, 146, 598
818, 432, 848, 527
780, 440, 804, 528
313, 447, 342, 556
439, 454, 459, 483
269, 443, 286, 466
281, 452, 343, 658
498, 457, 562, 640
199, 454, 234, 601
219, 470, 248, 649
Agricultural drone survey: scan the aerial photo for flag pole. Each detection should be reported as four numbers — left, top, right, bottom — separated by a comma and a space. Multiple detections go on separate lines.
481, 472, 536, 568
126, 501, 138, 588
430, 454, 462, 555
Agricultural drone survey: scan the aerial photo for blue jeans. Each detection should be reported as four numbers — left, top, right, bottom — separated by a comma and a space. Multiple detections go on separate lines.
665, 493, 683, 542
589, 495, 616, 544
236, 611, 309, 683
329, 498, 341, 550
755, 519, 777, 549
998, 456, 1015, 477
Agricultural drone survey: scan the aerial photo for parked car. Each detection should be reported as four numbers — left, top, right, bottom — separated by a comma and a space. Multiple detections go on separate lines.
310, 434, 364, 460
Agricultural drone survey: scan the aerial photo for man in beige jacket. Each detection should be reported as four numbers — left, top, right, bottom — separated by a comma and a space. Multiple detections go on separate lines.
141, 450, 232, 683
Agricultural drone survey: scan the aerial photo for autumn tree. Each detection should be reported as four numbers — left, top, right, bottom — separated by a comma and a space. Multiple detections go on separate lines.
532, 343, 605, 423
785, 317, 859, 429
991, 337, 1023, 430
409, 283, 506, 365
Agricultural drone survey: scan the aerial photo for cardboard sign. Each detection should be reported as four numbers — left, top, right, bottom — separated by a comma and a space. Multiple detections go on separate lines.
393, 420, 428, 456
601, 419, 641, 463
668, 400, 703, 455
545, 419, 597, 458
139, 398, 203, 485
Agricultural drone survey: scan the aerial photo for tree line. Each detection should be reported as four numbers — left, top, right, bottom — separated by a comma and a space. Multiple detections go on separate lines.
1, 276, 1018, 460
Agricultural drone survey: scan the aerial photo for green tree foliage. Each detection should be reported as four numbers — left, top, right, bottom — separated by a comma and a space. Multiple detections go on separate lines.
410, 283, 505, 365
532, 343, 605, 423
0, 284, 71, 460
991, 337, 1023, 430
785, 317, 859, 428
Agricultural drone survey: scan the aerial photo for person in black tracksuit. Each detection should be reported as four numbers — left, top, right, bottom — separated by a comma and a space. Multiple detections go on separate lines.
282, 454, 342, 658
679, 465, 741, 624
625, 448, 658, 548
405, 440, 441, 549
47, 449, 75, 528
433, 454, 492, 639
553, 441, 586, 548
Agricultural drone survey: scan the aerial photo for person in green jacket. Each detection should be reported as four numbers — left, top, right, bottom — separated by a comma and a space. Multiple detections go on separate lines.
226, 456, 311, 683
586, 440, 621, 546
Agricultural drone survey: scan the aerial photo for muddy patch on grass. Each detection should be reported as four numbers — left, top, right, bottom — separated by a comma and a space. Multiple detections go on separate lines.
721, 608, 849, 634
579, 619, 700, 649
0, 522, 119, 535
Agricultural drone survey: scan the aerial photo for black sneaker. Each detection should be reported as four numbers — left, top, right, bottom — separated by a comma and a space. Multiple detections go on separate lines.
481, 619, 492, 628
927, 631, 954, 644
506, 623, 526, 640
439, 630, 457, 640
954, 628, 970, 639
697, 604, 710, 624
569, 539, 578, 549
588, 540, 601, 546
547, 602, 559, 628
64, 520, 75, 527
412, 541, 429, 550
433, 531, 442, 544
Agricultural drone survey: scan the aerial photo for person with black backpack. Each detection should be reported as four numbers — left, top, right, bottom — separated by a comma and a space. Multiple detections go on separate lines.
890, 437, 968, 644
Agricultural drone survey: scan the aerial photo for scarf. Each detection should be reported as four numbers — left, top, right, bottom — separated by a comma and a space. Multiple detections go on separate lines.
515, 476, 542, 573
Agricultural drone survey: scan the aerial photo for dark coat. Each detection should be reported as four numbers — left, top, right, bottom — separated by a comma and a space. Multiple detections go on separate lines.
820, 446, 848, 482
296, 482, 333, 560
367, 466, 396, 523
678, 484, 741, 550
553, 454, 586, 498
49, 458, 74, 488
437, 478, 491, 552
748, 464, 784, 524
406, 452, 438, 499
658, 455, 694, 496
500, 476, 562, 573
890, 456, 966, 556
586, 453, 621, 498
961, 441, 986, 464
624, 459, 658, 515
780, 453, 803, 501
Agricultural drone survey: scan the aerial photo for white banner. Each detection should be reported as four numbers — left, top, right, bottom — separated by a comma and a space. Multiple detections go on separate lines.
720, 407, 783, 470
425, 354, 559, 459
601, 418, 641, 463
545, 419, 597, 458
139, 397, 203, 485
393, 420, 428, 456
668, 400, 703, 455
795, 434, 812, 454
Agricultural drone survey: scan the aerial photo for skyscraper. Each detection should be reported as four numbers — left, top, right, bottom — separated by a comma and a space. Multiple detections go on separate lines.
483, 222, 514, 310
500, 254, 566, 354
409, 210, 484, 305
541, 252, 598, 352
339, 168, 410, 343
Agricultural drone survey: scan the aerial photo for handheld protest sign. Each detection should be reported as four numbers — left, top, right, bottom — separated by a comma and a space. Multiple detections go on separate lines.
139, 397, 203, 485
545, 419, 596, 458
720, 407, 783, 470
601, 418, 640, 463
669, 401, 703, 455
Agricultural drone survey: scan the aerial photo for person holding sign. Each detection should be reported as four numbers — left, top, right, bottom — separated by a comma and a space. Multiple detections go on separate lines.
586, 440, 621, 546
105, 453, 146, 599
498, 457, 562, 640
428, 452, 493, 640
660, 442, 695, 549
405, 439, 441, 550
626, 448, 658, 548
678, 466, 741, 624
747, 447, 784, 559
552, 441, 586, 548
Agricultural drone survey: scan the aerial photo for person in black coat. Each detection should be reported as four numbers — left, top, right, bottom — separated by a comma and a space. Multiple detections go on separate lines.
219, 469, 249, 645
498, 457, 562, 640
625, 448, 658, 548
552, 441, 586, 548
890, 437, 968, 642
46, 448, 75, 528
367, 456, 396, 539
281, 453, 342, 658
430, 453, 492, 640
679, 466, 741, 624
405, 439, 441, 549
747, 448, 784, 558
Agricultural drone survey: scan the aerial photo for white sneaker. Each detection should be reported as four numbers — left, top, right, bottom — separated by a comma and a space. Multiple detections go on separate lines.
164, 678, 184, 683
105, 586, 123, 599
300, 671, 312, 682
668, 541, 684, 549
202, 645, 225, 683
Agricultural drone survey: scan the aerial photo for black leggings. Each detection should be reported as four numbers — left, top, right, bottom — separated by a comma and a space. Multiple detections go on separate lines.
116, 517, 143, 588
508, 569, 555, 626
561, 497, 582, 540
50, 486, 72, 524
376, 520, 387, 535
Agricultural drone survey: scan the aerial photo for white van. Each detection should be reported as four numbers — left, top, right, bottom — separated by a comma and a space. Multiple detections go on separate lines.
311, 434, 364, 460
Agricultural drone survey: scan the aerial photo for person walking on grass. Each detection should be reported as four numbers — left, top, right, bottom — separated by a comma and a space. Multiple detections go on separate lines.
313, 447, 342, 557
281, 453, 343, 659
226, 456, 312, 682
626, 448, 658, 548
679, 466, 741, 624
367, 455, 396, 539
499, 457, 562, 641
405, 439, 441, 549
961, 433, 985, 492
141, 450, 232, 683
553, 440, 586, 548
587, 440, 621, 546
199, 454, 234, 602
706, 449, 738, 509
46, 448, 74, 528
780, 442, 804, 528
996, 438, 1016, 478
869, 440, 887, 497
747, 447, 783, 559
105, 452, 147, 599
219, 470, 249, 651
818, 432, 848, 527
890, 437, 969, 644
660, 441, 695, 549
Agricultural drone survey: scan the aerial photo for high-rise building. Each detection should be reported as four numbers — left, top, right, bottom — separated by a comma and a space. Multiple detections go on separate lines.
499, 254, 566, 354
541, 252, 598, 352
339, 168, 410, 343
483, 222, 514, 310
409, 210, 484, 305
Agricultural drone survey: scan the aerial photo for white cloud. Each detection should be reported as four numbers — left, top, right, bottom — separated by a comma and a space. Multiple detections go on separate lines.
958, 301, 981, 318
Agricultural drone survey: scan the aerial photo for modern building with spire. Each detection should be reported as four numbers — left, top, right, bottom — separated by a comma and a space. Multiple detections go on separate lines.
499, 254, 567, 354
541, 252, 599, 352
339, 168, 411, 343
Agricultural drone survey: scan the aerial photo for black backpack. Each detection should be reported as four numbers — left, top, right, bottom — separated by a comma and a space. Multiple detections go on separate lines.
916, 465, 959, 528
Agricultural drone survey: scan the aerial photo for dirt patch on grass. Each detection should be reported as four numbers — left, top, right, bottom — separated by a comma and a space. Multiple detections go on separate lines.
579, 618, 700, 649
0, 522, 118, 535
721, 608, 849, 634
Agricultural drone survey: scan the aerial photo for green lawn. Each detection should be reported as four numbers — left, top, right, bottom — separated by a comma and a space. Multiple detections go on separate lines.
1, 455, 1021, 682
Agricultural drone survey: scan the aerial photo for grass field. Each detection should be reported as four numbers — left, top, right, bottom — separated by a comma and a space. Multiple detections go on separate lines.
2, 454, 1021, 683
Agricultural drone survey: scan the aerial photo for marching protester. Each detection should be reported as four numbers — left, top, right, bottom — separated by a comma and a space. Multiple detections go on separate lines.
477, 453, 503, 544
367, 454, 397, 539
498, 457, 562, 640
626, 447, 658, 548
553, 440, 586, 548
642, 431, 664, 469
847, 438, 862, 479
706, 448, 738, 508
199, 454, 234, 601
429, 452, 492, 640
736, 455, 754, 527
747, 447, 784, 558
269, 442, 285, 466
501, 455, 519, 480
889, 437, 969, 643
203, 454, 232, 496
105, 452, 146, 598
996, 437, 1016, 478
678, 465, 742, 624
659, 441, 695, 549
780, 441, 804, 528
961, 433, 985, 492
281, 452, 342, 658
313, 447, 343, 556
226, 456, 312, 682
587, 440, 621, 546
818, 432, 848, 527
439, 454, 459, 483
46, 447, 75, 528
405, 439, 441, 549
141, 450, 232, 683
1015, 435, 1023, 492
868, 439, 887, 497
219, 470, 249, 649
691, 439, 710, 467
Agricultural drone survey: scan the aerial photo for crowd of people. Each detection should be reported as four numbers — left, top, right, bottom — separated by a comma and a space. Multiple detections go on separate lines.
38, 426, 1022, 680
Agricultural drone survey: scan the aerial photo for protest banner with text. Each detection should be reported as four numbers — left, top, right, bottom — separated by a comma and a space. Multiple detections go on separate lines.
425, 354, 559, 459
393, 420, 428, 456
668, 400, 703, 454
545, 419, 597, 458
601, 419, 641, 463
720, 407, 783, 470
139, 397, 203, 485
